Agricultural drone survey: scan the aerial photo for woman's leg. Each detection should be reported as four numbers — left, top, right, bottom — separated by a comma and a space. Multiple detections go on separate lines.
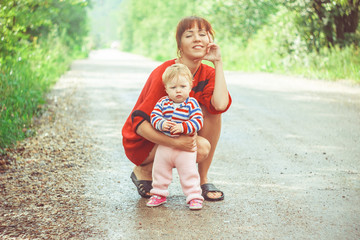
198, 107, 223, 199
133, 145, 157, 181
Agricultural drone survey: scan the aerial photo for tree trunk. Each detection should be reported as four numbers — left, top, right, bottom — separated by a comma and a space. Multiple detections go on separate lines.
313, 0, 335, 48
334, 0, 359, 45
344, 0, 359, 33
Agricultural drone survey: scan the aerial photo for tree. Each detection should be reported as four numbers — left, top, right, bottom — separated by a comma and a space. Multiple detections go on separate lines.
204, 0, 281, 44
0, 0, 90, 64
332, 0, 359, 45
285, 0, 360, 51
0, 0, 90, 151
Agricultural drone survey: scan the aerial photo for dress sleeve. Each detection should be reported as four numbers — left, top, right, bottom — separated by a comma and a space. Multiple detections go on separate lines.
129, 63, 172, 132
192, 64, 232, 115
121, 60, 175, 165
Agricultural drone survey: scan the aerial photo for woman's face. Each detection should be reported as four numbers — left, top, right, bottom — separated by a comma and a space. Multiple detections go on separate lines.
180, 24, 210, 60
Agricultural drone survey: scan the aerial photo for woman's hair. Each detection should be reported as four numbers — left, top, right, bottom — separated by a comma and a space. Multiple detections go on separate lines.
162, 64, 193, 87
176, 16, 215, 57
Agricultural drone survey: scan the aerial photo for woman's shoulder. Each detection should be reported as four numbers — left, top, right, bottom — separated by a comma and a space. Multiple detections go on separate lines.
200, 62, 215, 70
152, 59, 176, 73
147, 59, 175, 80
198, 62, 215, 77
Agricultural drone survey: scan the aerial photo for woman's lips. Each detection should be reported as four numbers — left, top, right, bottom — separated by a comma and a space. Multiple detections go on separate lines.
193, 45, 203, 49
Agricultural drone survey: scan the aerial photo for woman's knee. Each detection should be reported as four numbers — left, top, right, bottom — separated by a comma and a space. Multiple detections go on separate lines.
196, 136, 211, 162
202, 106, 222, 123
199, 107, 222, 138
140, 145, 158, 166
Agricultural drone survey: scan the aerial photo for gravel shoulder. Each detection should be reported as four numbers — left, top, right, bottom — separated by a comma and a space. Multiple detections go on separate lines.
1, 69, 98, 239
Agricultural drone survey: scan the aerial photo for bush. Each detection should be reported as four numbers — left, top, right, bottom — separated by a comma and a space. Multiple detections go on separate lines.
117, 0, 359, 83
219, 6, 360, 82
0, 33, 73, 152
0, 0, 90, 152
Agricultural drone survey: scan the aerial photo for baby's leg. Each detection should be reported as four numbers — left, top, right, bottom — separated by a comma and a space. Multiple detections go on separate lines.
175, 151, 204, 203
150, 145, 174, 197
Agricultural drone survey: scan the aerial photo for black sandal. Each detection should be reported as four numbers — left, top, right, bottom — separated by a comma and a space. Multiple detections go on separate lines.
201, 183, 224, 201
130, 172, 152, 198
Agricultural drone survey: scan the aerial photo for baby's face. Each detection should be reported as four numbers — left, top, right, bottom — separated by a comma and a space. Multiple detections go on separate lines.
165, 75, 192, 103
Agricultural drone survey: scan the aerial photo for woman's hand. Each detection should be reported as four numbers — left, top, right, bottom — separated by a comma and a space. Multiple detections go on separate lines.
202, 33, 222, 64
137, 121, 196, 152
174, 134, 197, 152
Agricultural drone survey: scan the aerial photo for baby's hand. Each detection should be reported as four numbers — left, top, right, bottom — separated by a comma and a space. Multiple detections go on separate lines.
170, 123, 183, 135
162, 121, 176, 131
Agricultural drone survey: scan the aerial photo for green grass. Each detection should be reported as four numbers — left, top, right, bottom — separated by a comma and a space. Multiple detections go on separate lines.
219, 39, 360, 83
0, 37, 77, 153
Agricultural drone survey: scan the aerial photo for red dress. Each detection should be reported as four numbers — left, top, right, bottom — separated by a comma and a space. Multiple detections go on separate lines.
122, 59, 232, 166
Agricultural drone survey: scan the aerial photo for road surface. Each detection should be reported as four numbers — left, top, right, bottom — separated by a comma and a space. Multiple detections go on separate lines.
10, 49, 360, 239
69, 49, 360, 239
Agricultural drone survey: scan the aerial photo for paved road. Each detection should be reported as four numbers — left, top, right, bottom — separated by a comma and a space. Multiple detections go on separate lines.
65, 49, 360, 239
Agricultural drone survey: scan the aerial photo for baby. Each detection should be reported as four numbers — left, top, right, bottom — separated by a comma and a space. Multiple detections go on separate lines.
147, 63, 204, 210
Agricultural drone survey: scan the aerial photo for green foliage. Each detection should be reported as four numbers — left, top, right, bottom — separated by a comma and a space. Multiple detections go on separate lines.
117, 0, 359, 82
283, 0, 360, 50
204, 0, 280, 44
118, 0, 201, 60
228, 6, 360, 81
117, 0, 283, 59
0, 0, 90, 151
300, 45, 360, 81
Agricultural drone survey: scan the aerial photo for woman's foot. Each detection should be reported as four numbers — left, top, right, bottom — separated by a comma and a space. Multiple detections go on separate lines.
189, 199, 203, 210
131, 164, 153, 198
146, 195, 167, 207
201, 183, 224, 201
130, 172, 152, 198
204, 191, 223, 199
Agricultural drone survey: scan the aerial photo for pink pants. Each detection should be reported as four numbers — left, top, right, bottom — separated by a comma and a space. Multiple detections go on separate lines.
150, 145, 204, 203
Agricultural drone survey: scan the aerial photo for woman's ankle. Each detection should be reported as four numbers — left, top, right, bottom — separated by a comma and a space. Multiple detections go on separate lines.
133, 165, 152, 181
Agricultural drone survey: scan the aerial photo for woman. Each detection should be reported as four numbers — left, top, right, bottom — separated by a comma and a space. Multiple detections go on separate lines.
122, 16, 232, 201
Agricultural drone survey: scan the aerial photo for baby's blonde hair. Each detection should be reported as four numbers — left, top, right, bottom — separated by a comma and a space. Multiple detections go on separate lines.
162, 63, 193, 87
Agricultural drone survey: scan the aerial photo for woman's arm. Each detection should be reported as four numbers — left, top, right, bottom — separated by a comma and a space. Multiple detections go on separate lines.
211, 59, 229, 111
202, 35, 229, 111
136, 120, 197, 152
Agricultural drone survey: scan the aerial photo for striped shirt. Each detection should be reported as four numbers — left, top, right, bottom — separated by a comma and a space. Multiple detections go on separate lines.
151, 96, 203, 137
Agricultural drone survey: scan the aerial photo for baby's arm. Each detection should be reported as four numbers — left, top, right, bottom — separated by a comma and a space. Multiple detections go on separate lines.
170, 112, 203, 135
151, 105, 177, 133
181, 99, 204, 134
151, 97, 171, 132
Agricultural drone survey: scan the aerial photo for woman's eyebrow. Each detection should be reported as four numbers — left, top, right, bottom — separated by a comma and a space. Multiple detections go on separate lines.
184, 29, 206, 35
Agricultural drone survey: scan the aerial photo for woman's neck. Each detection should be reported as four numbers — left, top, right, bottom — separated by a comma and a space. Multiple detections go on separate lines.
177, 57, 201, 75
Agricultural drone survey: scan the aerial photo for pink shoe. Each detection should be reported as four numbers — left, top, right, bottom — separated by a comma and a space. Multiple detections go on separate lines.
146, 195, 167, 207
189, 199, 203, 210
